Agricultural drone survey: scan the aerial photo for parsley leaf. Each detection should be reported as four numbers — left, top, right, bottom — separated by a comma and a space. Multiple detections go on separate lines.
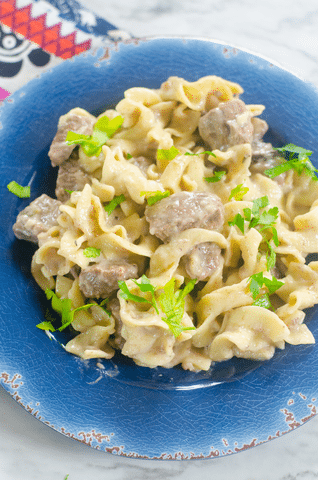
252, 293, 271, 309
83, 247, 101, 258
140, 190, 170, 205
7, 181, 30, 198
36, 320, 56, 332
118, 277, 158, 312
185, 150, 216, 157
66, 115, 124, 157
251, 195, 269, 216
264, 143, 318, 181
104, 194, 126, 215
228, 213, 245, 234
36, 289, 96, 332
99, 298, 111, 317
118, 276, 196, 337
205, 170, 226, 183
248, 272, 284, 309
229, 184, 249, 201
266, 241, 276, 271
158, 278, 197, 338
228, 196, 280, 271
133, 275, 159, 314
156, 146, 180, 162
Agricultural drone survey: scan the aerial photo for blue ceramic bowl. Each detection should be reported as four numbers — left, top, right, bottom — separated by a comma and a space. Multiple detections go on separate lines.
1, 37, 318, 459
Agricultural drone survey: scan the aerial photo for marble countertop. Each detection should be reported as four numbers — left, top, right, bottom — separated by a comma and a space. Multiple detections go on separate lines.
2, 0, 318, 479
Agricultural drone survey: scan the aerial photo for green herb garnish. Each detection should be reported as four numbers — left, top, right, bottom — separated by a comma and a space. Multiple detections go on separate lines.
228, 195, 280, 271
118, 275, 196, 337
104, 194, 126, 215
156, 146, 180, 162
264, 144, 318, 181
99, 298, 111, 317
229, 184, 249, 201
243, 197, 279, 244
265, 241, 277, 271
66, 115, 124, 157
83, 247, 101, 258
185, 150, 216, 157
248, 272, 284, 308
36, 289, 96, 332
140, 190, 170, 205
118, 275, 159, 313
156, 147, 216, 163
158, 277, 197, 338
228, 213, 245, 234
7, 181, 30, 198
205, 170, 226, 183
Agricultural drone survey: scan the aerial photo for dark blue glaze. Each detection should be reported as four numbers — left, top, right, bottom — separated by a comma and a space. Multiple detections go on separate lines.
1, 37, 318, 459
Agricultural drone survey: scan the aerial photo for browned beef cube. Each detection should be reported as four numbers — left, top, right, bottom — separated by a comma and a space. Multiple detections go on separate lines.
198, 99, 253, 151
145, 191, 224, 243
79, 261, 139, 299
48, 109, 95, 167
13, 194, 61, 244
55, 156, 92, 202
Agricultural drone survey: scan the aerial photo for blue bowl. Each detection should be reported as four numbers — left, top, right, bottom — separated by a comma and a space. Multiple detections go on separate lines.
1, 37, 318, 459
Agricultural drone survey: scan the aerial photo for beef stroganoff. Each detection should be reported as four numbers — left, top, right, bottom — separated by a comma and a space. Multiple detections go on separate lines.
12, 75, 318, 371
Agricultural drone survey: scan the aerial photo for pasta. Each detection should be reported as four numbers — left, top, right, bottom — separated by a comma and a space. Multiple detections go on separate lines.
13, 75, 318, 372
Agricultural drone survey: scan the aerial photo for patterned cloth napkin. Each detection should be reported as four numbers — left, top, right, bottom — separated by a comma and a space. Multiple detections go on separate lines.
0, 0, 130, 100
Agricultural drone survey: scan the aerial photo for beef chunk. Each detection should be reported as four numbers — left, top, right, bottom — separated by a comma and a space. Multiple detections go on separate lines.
184, 242, 222, 280
13, 194, 61, 244
79, 261, 138, 299
55, 155, 92, 202
145, 191, 224, 243
198, 99, 253, 151
48, 109, 95, 167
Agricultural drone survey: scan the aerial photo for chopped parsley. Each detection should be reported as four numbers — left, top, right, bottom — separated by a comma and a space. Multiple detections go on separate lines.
158, 278, 197, 338
229, 196, 279, 237
156, 146, 180, 162
248, 272, 284, 309
36, 289, 96, 332
140, 190, 170, 205
7, 181, 30, 198
118, 275, 159, 313
185, 150, 216, 157
83, 247, 101, 258
205, 170, 226, 183
104, 194, 126, 215
66, 115, 124, 157
118, 275, 196, 337
228, 213, 245, 234
228, 195, 280, 271
264, 144, 318, 181
229, 184, 249, 201
99, 298, 111, 317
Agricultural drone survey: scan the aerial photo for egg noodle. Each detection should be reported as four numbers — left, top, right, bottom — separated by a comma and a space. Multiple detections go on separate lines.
24, 75, 318, 371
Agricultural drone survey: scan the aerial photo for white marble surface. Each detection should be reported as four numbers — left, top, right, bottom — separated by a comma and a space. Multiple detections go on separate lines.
2, 0, 318, 479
